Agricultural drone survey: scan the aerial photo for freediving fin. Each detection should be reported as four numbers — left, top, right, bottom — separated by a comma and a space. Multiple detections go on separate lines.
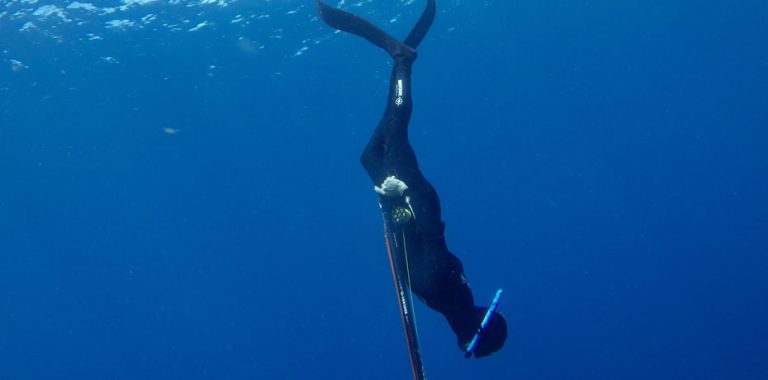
316, 0, 435, 60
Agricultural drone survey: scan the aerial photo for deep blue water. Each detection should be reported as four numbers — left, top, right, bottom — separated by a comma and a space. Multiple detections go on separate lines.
1, 0, 767, 379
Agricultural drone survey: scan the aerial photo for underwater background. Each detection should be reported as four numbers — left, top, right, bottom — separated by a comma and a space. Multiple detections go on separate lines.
1, 0, 767, 379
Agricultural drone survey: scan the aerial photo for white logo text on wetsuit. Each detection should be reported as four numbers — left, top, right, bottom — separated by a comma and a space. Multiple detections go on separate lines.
395, 79, 404, 106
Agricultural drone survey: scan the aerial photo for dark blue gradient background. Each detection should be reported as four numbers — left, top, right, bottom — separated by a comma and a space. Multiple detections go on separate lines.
1, 1, 767, 379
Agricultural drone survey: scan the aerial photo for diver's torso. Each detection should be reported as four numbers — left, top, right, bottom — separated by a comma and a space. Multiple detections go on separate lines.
378, 172, 475, 320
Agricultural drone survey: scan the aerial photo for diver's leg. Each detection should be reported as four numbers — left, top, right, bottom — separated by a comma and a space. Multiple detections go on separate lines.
360, 62, 447, 244
360, 60, 418, 185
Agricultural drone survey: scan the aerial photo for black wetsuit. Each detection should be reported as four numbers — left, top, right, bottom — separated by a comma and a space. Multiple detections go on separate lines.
317, 0, 506, 357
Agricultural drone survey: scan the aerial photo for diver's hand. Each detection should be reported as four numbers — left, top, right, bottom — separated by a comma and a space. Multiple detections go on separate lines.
375, 176, 408, 197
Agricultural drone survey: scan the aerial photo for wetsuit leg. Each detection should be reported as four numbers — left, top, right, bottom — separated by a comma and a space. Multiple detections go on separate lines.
360, 60, 416, 183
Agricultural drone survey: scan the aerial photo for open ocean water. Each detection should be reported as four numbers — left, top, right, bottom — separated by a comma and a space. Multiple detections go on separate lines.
1, 0, 767, 379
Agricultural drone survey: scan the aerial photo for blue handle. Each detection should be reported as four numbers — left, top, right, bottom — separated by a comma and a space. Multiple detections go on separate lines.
464, 288, 503, 358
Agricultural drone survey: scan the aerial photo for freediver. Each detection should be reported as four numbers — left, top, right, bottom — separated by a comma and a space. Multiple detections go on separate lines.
316, 0, 507, 358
